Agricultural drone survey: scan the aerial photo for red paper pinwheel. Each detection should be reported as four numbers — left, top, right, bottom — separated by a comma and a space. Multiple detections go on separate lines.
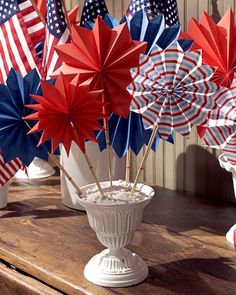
53, 17, 147, 118
128, 43, 217, 140
25, 74, 104, 155
187, 9, 236, 89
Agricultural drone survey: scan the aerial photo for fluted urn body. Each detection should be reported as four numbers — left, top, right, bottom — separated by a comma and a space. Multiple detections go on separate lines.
79, 181, 154, 287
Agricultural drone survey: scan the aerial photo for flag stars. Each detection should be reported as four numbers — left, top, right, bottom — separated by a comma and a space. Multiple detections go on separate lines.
81, 0, 108, 27
47, 0, 67, 37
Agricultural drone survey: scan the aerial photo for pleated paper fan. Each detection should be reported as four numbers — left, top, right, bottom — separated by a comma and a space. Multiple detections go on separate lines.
0, 69, 59, 166
128, 42, 218, 140
96, 111, 174, 157
187, 9, 236, 89
125, 9, 192, 54
54, 17, 147, 118
92, 11, 186, 157
25, 74, 104, 155
203, 79, 236, 164
204, 125, 236, 164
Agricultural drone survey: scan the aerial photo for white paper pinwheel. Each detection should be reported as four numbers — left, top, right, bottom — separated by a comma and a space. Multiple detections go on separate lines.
127, 42, 218, 140
203, 79, 236, 164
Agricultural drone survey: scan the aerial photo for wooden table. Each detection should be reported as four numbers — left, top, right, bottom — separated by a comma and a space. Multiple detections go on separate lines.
0, 174, 236, 295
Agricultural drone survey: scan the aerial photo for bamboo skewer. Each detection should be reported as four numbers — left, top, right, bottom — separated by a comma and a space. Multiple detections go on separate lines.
24, 121, 82, 195
130, 125, 158, 195
49, 154, 83, 195
83, 152, 104, 196
125, 149, 131, 183
105, 126, 113, 186
30, 0, 45, 24
62, 0, 72, 35
70, 0, 73, 9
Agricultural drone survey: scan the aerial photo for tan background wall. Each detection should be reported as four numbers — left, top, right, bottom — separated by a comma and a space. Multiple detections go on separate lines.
65, 0, 236, 202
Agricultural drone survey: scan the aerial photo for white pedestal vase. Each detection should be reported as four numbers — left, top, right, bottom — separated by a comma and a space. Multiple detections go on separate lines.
218, 154, 236, 245
0, 181, 10, 209
78, 181, 154, 287
14, 158, 55, 179
60, 142, 125, 211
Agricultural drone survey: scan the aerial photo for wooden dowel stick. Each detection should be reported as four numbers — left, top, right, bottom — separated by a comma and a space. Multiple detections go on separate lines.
125, 149, 131, 183
105, 128, 112, 186
130, 125, 158, 195
62, 0, 72, 35
49, 154, 82, 195
30, 0, 46, 24
83, 152, 104, 196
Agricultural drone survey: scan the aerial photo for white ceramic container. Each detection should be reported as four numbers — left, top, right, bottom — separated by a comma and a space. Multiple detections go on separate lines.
78, 181, 154, 287
218, 154, 236, 245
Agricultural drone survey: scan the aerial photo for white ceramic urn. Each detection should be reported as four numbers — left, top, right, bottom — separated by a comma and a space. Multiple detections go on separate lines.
218, 154, 236, 245
0, 181, 11, 209
78, 181, 154, 287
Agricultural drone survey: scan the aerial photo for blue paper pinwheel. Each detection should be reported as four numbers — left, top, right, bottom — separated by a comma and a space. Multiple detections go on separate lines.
0, 68, 59, 166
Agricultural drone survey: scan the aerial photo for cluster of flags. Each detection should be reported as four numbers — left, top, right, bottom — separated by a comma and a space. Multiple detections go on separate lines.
0, 0, 69, 184
0, 0, 179, 185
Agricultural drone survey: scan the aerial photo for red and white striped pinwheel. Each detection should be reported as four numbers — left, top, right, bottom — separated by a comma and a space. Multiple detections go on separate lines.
127, 42, 218, 140
203, 79, 236, 164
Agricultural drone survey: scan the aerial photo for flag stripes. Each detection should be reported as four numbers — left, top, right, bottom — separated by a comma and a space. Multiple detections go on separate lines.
0, 155, 23, 186
42, 0, 69, 79
19, 0, 45, 47
0, 14, 43, 83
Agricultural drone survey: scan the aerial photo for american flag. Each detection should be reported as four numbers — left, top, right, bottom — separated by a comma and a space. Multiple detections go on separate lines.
0, 0, 43, 185
80, 0, 109, 27
19, 0, 45, 47
0, 155, 23, 186
126, 0, 179, 26
42, 0, 69, 78
0, 0, 43, 83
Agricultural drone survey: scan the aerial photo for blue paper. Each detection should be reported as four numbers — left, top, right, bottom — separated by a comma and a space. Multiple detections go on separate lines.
0, 69, 59, 166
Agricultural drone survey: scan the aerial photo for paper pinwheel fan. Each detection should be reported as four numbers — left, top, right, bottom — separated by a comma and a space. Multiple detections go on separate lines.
25, 74, 104, 155
124, 9, 192, 54
95, 11, 189, 157
54, 17, 147, 118
0, 69, 59, 166
203, 80, 236, 164
187, 9, 236, 89
128, 42, 218, 140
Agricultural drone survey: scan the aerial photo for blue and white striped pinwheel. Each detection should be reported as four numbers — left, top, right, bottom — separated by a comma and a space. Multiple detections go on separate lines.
0, 68, 59, 166
128, 42, 218, 140
203, 79, 236, 164
94, 10, 192, 157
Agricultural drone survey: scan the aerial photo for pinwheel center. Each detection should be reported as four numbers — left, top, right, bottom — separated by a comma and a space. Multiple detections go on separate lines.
162, 86, 175, 97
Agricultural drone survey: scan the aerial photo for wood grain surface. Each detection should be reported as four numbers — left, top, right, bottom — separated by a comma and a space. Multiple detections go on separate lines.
0, 174, 235, 294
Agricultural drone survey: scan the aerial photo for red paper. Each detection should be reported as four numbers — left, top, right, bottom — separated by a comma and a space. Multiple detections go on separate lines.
53, 17, 147, 118
24, 74, 104, 155
68, 5, 79, 26
187, 9, 236, 89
